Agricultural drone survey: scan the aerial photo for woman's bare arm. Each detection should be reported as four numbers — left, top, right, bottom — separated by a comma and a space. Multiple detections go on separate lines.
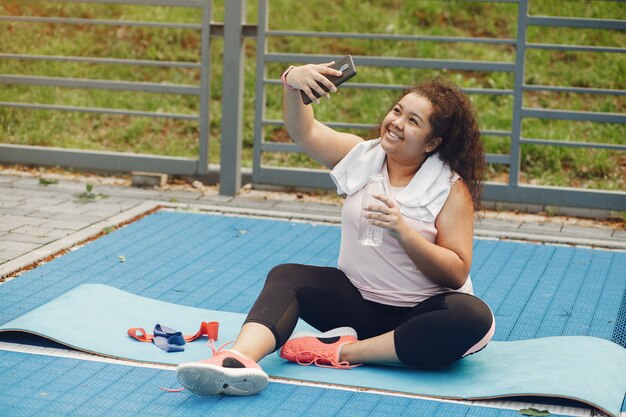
282, 63, 363, 169
367, 180, 474, 289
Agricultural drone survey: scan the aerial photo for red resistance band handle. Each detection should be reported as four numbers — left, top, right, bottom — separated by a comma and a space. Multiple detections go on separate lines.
127, 321, 219, 343
187, 321, 219, 342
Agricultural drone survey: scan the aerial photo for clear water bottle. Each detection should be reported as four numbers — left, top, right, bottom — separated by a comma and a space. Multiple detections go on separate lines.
358, 172, 387, 247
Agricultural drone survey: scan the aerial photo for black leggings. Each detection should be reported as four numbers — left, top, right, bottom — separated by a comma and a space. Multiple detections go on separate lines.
245, 263, 495, 367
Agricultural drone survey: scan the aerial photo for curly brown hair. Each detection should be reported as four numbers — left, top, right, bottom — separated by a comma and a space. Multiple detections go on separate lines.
374, 79, 484, 209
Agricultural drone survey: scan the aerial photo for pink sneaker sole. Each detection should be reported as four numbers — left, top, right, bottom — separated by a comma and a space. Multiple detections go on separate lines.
176, 362, 268, 396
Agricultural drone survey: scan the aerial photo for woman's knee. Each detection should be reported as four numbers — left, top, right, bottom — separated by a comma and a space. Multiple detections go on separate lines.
450, 293, 494, 332
394, 293, 494, 367
265, 263, 302, 285
453, 294, 495, 357
266, 263, 337, 289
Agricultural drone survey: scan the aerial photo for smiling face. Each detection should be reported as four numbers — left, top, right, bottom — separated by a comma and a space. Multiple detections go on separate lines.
380, 92, 442, 169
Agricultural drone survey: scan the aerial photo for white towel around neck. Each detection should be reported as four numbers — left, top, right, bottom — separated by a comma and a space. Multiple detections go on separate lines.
330, 138, 457, 223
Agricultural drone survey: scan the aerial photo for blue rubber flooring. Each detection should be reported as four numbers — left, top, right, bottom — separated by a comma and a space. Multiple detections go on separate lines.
0, 350, 573, 417
0, 210, 625, 416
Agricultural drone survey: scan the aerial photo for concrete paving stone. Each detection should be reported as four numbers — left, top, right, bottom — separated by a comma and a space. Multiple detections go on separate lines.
47, 228, 75, 238
8, 202, 48, 211
1, 187, 64, 199
0, 187, 31, 197
86, 197, 136, 205
51, 181, 95, 192
0, 240, 40, 252
560, 224, 614, 238
0, 194, 27, 203
0, 201, 21, 209
49, 212, 112, 224
0, 214, 48, 226
79, 209, 127, 219
0, 222, 16, 232
0, 249, 32, 260
495, 212, 549, 223
5, 233, 56, 245
304, 202, 342, 214
37, 202, 94, 215
131, 172, 167, 188
69, 181, 112, 194
9, 177, 40, 187
39, 219, 92, 231
474, 218, 521, 230
518, 221, 563, 233
155, 191, 203, 202
84, 201, 138, 211
551, 206, 617, 219
12, 225, 56, 237
484, 201, 545, 214
297, 210, 342, 221
0, 207, 40, 216
44, 228, 75, 239
225, 198, 280, 210
197, 194, 234, 203
106, 187, 162, 198
611, 230, 626, 242
24, 210, 58, 219
86, 200, 138, 210
22, 196, 67, 206
478, 210, 500, 219
273, 200, 311, 210
0, 176, 15, 184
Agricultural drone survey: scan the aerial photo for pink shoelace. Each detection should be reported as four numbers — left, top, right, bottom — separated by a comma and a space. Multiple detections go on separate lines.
294, 351, 360, 369
199, 339, 235, 363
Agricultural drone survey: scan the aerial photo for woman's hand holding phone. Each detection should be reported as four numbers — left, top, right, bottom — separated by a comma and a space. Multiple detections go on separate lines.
284, 62, 342, 104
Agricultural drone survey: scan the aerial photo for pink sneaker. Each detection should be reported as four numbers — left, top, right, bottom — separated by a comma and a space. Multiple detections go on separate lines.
278, 327, 359, 369
176, 341, 268, 396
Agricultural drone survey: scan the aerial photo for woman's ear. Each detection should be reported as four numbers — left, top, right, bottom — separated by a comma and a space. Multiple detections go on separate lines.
426, 137, 443, 153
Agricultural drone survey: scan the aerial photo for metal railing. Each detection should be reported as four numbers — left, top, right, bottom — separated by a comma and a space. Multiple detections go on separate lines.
1, 0, 625, 210
0, 0, 212, 176
252, 0, 626, 210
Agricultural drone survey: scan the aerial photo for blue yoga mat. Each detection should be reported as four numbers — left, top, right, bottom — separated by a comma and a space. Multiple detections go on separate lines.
1, 284, 625, 417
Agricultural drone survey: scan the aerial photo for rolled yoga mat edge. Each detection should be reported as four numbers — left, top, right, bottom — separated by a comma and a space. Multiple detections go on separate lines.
1, 284, 625, 417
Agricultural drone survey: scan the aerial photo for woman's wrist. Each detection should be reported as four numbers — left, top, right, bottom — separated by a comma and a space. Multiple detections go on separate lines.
281, 66, 297, 91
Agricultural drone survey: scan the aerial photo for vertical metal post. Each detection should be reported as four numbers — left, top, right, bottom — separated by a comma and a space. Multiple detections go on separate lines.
252, 0, 268, 184
197, 0, 211, 175
509, 0, 529, 187
219, 0, 246, 195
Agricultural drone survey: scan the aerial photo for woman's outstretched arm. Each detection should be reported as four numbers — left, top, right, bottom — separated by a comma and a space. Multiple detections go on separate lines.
282, 62, 363, 169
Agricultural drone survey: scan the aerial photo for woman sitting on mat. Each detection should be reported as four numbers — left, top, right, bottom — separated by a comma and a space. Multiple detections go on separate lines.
176, 61, 496, 396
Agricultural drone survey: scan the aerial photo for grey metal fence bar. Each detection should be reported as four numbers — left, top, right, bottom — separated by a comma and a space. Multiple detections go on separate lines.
219, 0, 247, 195
0, 75, 200, 95
526, 16, 626, 30
0, 53, 201, 68
251, 0, 626, 210
265, 31, 517, 45
54, 0, 204, 6
0, 15, 202, 29
0, 0, 212, 176
0, 101, 197, 120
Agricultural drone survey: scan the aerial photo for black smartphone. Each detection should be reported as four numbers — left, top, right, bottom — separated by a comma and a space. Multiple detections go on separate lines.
301, 55, 357, 105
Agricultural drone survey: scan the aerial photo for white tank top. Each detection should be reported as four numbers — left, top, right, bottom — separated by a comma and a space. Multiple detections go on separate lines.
337, 163, 473, 307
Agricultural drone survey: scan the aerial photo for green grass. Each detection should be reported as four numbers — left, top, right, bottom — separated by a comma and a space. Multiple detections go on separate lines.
0, 0, 624, 190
